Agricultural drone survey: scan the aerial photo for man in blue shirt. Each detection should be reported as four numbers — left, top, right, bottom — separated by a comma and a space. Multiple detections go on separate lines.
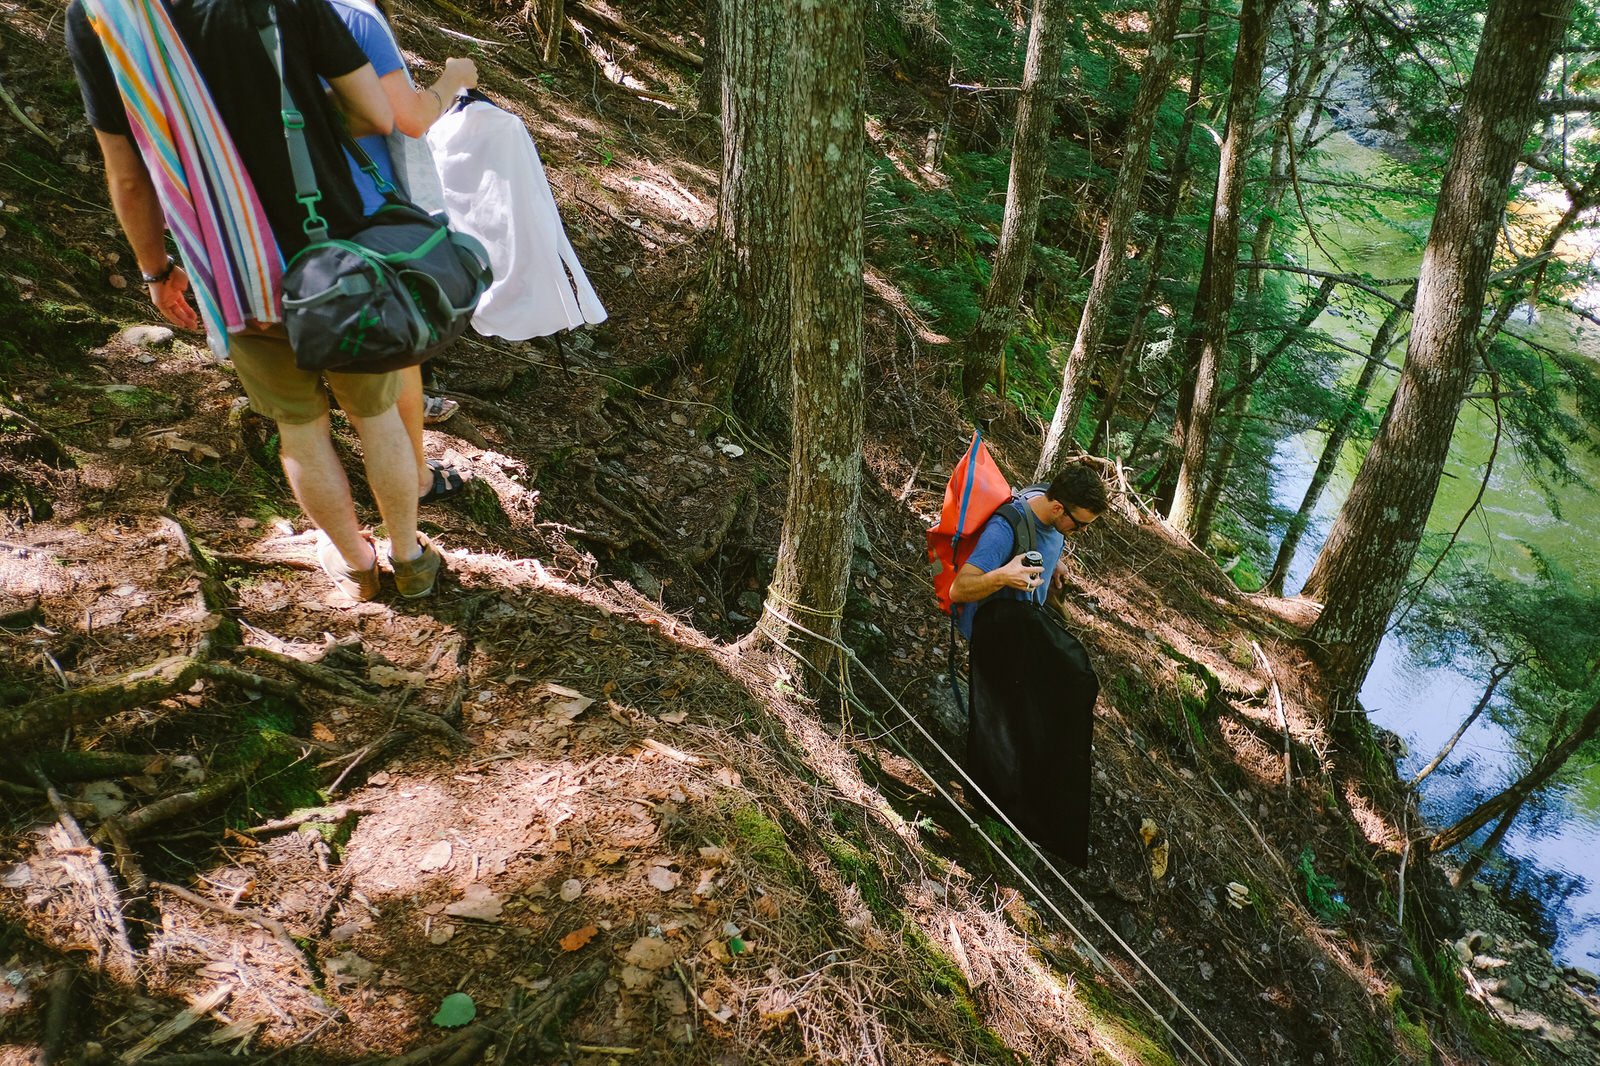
949, 464, 1108, 638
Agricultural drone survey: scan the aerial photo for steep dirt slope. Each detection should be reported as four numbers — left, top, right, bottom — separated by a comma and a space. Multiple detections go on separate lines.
3, 2, 1597, 1064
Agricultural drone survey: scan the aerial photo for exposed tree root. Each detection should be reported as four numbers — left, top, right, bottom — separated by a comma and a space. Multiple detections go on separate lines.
8, 655, 206, 746
239, 646, 385, 706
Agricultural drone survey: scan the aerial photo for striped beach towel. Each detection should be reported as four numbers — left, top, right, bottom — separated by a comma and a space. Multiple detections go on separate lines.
81, 0, 281, 355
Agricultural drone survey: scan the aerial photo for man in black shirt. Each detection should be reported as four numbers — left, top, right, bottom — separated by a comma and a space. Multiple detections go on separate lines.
67, 0, 444, 600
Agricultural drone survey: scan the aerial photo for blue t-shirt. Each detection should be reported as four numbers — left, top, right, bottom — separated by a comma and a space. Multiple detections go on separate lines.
329, 1, 403, 215
955, 491, 1064, 639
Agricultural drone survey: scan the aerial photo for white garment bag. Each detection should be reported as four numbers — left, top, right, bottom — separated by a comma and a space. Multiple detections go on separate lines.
426, 95, 607, 340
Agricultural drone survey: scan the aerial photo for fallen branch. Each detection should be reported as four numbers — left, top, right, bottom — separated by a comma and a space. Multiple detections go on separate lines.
1249, 640, 1292, 794
570, 2, 702, 68
121, 981, 235, 1064
241, 804, 370, 837
26, 762, 139, 984
0, 74, 59, 149
152, 882, 317, 985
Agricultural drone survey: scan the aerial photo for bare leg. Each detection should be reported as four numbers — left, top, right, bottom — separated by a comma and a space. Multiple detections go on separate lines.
277, 416, 376, 570
345, 404, 422, 562
398, 365, 431, 496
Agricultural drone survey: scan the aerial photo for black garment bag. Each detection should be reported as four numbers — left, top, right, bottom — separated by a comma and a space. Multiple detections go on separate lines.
966, 598, 1098, 866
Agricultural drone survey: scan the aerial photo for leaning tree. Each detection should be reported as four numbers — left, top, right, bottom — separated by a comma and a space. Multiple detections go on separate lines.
1301, 0, 1575, 704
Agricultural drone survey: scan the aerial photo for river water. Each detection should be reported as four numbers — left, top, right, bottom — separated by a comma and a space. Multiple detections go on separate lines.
1266, 134, 1600, 966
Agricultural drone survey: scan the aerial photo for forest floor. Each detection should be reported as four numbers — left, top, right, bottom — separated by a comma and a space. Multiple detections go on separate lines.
4, 1, 1600, 1064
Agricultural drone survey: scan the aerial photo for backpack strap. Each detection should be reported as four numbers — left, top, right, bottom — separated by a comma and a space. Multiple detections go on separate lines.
996, 482, 1050, 562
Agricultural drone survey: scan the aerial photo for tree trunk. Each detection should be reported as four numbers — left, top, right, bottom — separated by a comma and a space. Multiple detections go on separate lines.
1265, 284, 1413, 596
959, 0, 1068, 403
543, 0, 566, 66
1190, 345, 1251, 546
689, 0, 791, 429
1034, 0, 1183, 477
758, 0, 864, 675
1302, 0, 1572, 703
1166, 0, 1280, 535
1093, 11, 1211, 454
699, 0, 721, 117
1431, 693, 1600, 854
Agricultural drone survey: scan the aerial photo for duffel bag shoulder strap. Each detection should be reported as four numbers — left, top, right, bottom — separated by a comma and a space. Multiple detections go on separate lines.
253, 1, 402, 243
253, 1, 329, 243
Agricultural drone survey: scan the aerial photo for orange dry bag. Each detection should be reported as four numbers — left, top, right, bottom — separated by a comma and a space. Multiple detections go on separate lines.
926, 431, 1014, 613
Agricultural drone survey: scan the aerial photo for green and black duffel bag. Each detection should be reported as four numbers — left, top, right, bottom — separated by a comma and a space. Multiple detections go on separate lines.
281, 200, 490, 374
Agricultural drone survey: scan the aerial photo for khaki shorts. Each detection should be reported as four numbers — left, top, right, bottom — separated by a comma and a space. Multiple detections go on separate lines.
228, 329, 402, 426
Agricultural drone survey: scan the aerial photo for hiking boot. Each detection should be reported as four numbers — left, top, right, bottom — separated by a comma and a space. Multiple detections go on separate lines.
317, 531, 382, 601
389, 533, 443, 598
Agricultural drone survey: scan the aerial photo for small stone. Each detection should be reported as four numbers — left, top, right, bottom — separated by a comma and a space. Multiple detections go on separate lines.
559, 879, 583, 902
1499, 975, 1526, 1001
1197, 961, 1213, 980
117, 324, 175, 349
1570, 966, 1599, 987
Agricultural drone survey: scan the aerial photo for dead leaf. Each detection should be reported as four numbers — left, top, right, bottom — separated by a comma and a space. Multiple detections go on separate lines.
698, 846, 732, 866
418, 841, 453, 872
620, 964, 654, 990
554, 695, 594, 719
1139, 818, 1160, 847
544, 682, 583, 698
429, 923, 457, 944
658, 979, 689, 1015
714, 767, 742, 787
659, 709, 688, 724
647, 865, 682, 892
755, 893, 781, 919
623, 936, 676, 970
444, 885, 504, 920
559, 925, 598, 951
1150, 841, 1169, 880
311, 722, 336, 742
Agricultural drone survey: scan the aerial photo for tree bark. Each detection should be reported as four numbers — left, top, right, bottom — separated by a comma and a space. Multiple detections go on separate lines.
1034, 0, 1183, 477
1431, 693, 1600, 854
543, 0, 565, 66
689, 0, 791, 428
958, 0, 1068, 403
1265, 284, 1413, 595
699, 0, 721, 117
1167, 0, 1280, 535
1302, 0, 1573, 703
1190, 344, 1251, 546
758, 0, 864, 675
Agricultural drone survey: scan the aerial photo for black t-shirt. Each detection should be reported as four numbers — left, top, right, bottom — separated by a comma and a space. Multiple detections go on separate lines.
66, 0, 370, 259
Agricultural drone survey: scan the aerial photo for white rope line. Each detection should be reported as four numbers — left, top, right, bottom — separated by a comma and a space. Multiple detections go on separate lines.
761, 601, 1248, 1066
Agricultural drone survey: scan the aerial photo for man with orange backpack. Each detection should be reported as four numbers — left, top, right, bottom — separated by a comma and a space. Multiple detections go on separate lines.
948, 464, 1108, 637
927, 440, 1109, 866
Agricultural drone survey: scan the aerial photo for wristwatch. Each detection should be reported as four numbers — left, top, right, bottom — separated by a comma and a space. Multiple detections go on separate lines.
141, 255, 178, 286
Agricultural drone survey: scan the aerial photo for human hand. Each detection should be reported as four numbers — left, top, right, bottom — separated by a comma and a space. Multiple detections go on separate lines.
1000, 553, 1045, 593
1052, 557, 1070, 590
443, 57, 478, 93
149, 266, 200, 331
